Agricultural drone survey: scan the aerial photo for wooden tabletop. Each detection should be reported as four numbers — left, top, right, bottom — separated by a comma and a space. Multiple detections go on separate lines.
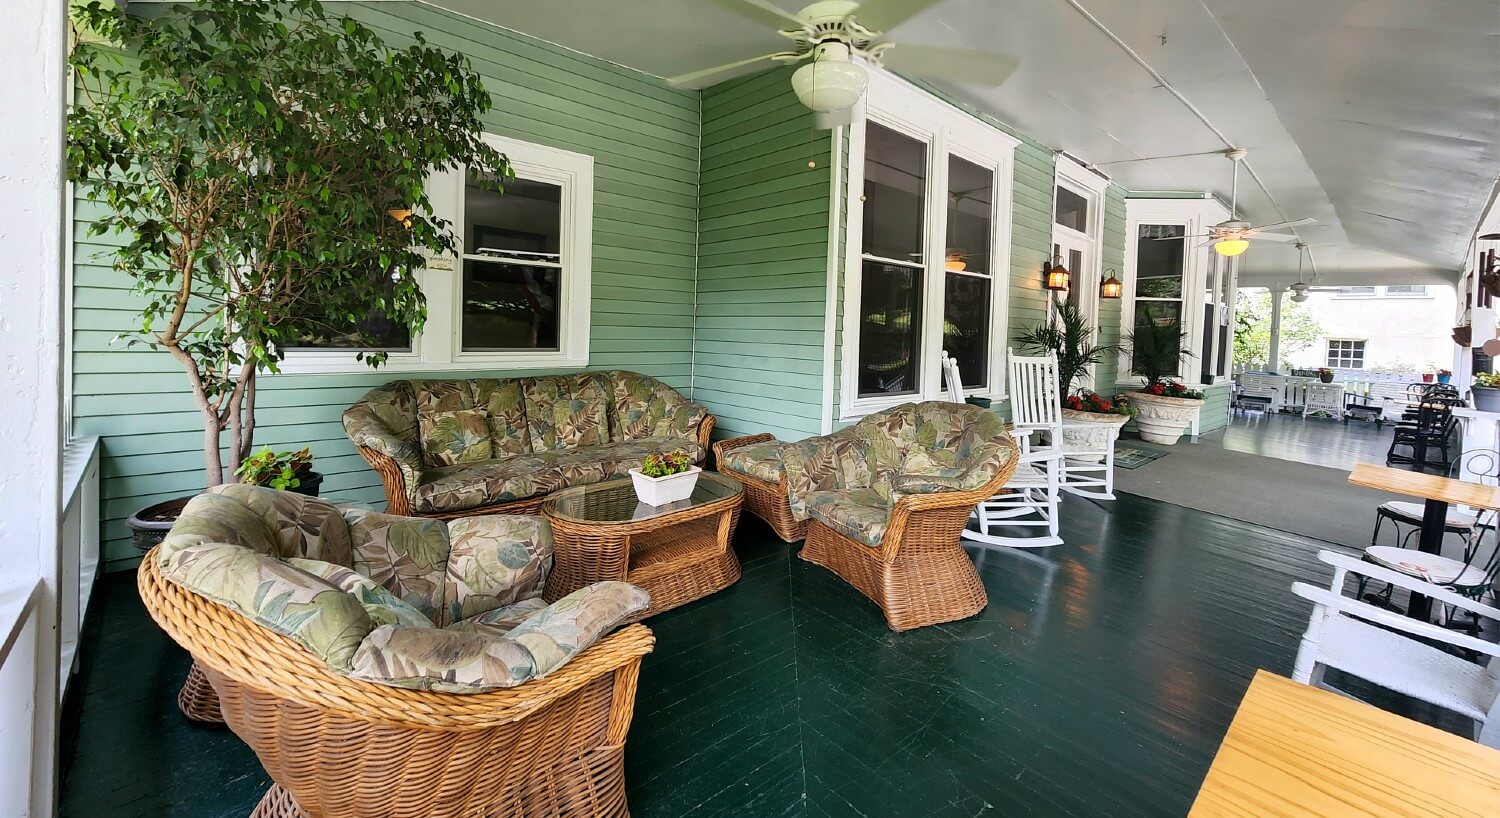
1190, 671, 1500, 817
1348, 462, 1500, 510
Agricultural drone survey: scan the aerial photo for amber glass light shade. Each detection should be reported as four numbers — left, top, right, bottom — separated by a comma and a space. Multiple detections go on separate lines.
1100, 274, 1123, 299
1045, 262, 1071, 292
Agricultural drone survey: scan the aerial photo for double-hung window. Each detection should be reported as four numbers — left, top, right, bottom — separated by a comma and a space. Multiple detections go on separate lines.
841, 71, 1018, 419
1327, 339, 1366, 369
1050, 157, 1107, 386
281, 133, 593, 373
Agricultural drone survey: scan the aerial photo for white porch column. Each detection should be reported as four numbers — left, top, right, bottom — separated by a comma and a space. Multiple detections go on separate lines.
0, 0, 67, 814
1267, 286, 1285, 373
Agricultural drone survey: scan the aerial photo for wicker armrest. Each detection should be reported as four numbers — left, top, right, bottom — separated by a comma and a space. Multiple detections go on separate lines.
712, 432, 776, 465
137, 549, 655, 729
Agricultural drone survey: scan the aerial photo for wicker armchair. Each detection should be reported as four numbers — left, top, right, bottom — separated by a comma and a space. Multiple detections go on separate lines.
713, 433, 806, 542
141, 484, 655, 817
784, 403, 1019, 632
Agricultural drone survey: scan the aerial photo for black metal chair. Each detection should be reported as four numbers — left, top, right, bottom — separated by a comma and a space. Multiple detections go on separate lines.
1387, 400, 1459, 471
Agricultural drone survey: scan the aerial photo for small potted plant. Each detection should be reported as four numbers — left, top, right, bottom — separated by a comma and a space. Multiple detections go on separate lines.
630, 450, 701, 506
1473, 372, 1500, 412
1437, 368, 1453, 385
1422, 371, 1435, 383
236, 447, 323, 497
1317, 367, 1335, 384
1126, 310, 1205, 445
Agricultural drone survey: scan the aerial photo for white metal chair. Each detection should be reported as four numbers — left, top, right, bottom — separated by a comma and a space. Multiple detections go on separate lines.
963, 348, 1064, 548
1292, 549, 1500, 748
1303, 382, 1344, 419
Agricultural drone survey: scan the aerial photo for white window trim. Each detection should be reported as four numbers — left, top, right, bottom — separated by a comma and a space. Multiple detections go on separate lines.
1050, 155, 1108, 389
1118, 197, 1234, 389
278, 133, 593, 374
839, 69, 1019, 422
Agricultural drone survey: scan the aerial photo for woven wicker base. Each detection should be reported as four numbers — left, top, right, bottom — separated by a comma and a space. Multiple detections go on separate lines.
177, 661, 225, 724
249, 785, 308, 818
800, 519, 988, 632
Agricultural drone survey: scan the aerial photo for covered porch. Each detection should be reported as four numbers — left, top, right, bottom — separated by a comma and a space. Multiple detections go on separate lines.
7, 1, 1500, 816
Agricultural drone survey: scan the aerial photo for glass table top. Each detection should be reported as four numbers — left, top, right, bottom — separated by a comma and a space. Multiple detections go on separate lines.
544, 471, 742, 525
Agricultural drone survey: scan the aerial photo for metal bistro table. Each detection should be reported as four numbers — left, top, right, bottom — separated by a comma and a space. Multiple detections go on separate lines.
1347, 462, 1500, 620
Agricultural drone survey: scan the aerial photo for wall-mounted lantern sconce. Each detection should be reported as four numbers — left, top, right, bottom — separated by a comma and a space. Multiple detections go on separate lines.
1044, 253, 1070, 292
1100, 269, 1123, 299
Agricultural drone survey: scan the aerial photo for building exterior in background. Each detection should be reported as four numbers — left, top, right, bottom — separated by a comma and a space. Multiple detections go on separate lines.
1283, 284, 1457, 374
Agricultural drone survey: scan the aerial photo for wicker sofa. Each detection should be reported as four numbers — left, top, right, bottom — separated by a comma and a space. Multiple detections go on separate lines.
344, 371, 714, 518
783, 402, 1019, 631
141, 483, 654, 818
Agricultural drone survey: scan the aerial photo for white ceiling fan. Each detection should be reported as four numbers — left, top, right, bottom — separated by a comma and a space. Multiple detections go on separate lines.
668, 0, 1019, 128
1156, 148, 1315, 257
1286, 243, 1338, 302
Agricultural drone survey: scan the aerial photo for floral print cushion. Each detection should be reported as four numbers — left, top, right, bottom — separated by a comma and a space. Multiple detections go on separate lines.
287, 558, 435, 629
804, 488, 891, 547
344, 509, 452, 622
206, 485, 354, 567
419, 409, 494, 468
523, 373, 611, 452
441, 515, 553, 627
608, 371, 705, 441
348, 581, 650, 692
721, 441, 786, 483
472, 378, 531, 456
158, 540, 373, 669
161, 491, 281, 557
444, 597, 549, 638
782, 426, 870, 519
342, 381, 423, 505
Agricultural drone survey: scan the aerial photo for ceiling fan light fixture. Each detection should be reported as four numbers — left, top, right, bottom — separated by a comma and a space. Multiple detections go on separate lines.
1213, 237, 1250, 257
791, 46, 867, 123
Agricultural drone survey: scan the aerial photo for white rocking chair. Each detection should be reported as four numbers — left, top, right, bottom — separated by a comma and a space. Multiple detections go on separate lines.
963, 348, 1064, 548
1292, 549, 1500, 748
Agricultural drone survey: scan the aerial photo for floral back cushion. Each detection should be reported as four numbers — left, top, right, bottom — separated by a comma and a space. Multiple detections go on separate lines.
419, 409, 493, 468
440, 515, 553, 627
344, 509, 452, 622
608, 371, 702, 441
208, 483, 354, 566
523, 373, 611, 452
472, 378, 531, 456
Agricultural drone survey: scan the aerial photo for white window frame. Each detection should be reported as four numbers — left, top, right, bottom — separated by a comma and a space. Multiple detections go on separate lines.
278, 133, 593, 374
1050, 155, 1108, 389
1326, 338, 1367, 369
1119, 196, 1234, 388
839, 69, 1018, 421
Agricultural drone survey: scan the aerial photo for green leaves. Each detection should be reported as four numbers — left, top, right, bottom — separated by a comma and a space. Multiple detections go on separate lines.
1015, 296, 1124, 398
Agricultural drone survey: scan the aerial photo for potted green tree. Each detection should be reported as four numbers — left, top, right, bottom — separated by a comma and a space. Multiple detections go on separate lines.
1015, 297, 1132, 452
1125, 307, 1204, 445
70, 0, 507, 545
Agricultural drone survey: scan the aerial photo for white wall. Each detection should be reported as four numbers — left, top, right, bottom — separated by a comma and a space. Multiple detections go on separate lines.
1284, 285, 1457, 373
0, 0, 68, 814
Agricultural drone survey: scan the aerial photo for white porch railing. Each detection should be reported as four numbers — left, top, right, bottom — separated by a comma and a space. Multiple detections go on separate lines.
60, 437, 101, 698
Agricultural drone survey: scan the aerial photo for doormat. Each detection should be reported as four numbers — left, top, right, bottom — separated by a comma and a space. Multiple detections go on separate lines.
1114, 443, 1169, 470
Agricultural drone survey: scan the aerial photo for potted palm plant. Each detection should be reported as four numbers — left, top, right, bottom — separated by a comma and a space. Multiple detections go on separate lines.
1015, 297, 1131, 452
1125, 307, 1204, 445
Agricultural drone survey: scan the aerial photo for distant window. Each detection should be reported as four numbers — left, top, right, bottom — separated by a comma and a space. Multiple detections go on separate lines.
1382, 285, 1428, 297
1334, 286, 1377, 297
1326, 339, 1366, 369
1054, 185, 1089, 233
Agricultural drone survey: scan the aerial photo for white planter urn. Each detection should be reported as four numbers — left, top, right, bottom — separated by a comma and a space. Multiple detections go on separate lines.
1060, 408, 1130, 458
1127, 392, 1204, 445
629, 465, 702, 506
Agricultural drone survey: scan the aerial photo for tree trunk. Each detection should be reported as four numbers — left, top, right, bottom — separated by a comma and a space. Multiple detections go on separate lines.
200, 407, 225, 487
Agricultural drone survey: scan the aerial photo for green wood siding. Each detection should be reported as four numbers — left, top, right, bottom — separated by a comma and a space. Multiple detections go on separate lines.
692, 68, 831, 442
1198, 383, 1233, 433
73, 1, 701, 569
1093, 184, 1128, 396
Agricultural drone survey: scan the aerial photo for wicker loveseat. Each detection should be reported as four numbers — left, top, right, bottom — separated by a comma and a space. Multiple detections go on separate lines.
140, 484, 654, 818
344, 371, 714, 518
783, 402, 1019, 631
713, 435, 805, 542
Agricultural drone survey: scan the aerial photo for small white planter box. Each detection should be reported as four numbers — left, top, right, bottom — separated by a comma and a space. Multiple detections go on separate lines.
629, 465, 702, 506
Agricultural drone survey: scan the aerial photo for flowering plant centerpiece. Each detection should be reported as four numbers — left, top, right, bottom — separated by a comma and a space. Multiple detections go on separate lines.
1142, 380, 1204, 400
630, 450, 701, 506
1316, 367, 1335, 383
1064, 391, 1136, 417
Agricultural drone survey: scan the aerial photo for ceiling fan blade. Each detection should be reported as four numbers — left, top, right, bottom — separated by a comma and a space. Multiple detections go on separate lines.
666, 53, 787, 89
878, 44, 1019, 86
1248, 217, 1315, 232
854, 0, 948, 31
1152, 234, 1212, 241
1248, 232, 1297, 243
709, 0, 807, 29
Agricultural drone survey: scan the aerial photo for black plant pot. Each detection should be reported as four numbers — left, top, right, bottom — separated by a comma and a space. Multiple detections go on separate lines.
127, 496, 193, 554
289, 471, 324, 497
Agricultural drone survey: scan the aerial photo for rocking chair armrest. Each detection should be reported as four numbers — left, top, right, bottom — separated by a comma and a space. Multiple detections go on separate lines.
1315, 549, 1500, 622
1292, 582, 1500, 659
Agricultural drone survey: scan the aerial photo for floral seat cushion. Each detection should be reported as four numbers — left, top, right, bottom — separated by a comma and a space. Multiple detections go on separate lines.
804, 488, 891, 547
721, 441, 786, 483
412, 439, 706, 514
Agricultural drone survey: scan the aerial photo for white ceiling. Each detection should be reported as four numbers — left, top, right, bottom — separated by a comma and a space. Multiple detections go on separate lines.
430, 0, 1500, 287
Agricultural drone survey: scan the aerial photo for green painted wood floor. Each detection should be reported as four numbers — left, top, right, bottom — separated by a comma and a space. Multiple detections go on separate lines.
58, 492, 1467, 817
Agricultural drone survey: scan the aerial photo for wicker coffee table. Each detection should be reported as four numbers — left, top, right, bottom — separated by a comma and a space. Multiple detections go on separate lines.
541, 472, 743, 618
